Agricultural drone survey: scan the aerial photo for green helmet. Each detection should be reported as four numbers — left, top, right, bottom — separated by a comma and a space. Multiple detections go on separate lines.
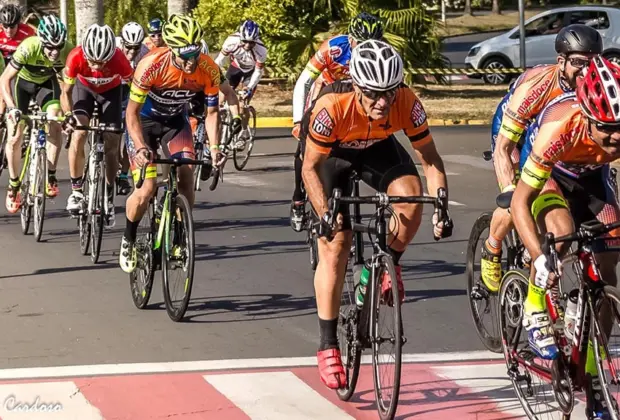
162, 14, 203, 55
38, 15, 67, 47
348, 12, 383, 42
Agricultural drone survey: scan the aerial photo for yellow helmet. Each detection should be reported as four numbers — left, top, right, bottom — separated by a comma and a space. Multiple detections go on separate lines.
162, 14, 203, 51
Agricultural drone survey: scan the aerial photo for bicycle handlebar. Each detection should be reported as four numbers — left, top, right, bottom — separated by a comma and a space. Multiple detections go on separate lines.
135, 156, 210, 189
64, 124, 124, 149
327, 187, 453, 241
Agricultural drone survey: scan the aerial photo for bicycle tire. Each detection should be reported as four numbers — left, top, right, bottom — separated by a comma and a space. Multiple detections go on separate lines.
19, 158, 31, 235
336, 255, 362, 401
162, 194, 195, 322
90, 164, 104, 264
371, 253, 402, 420
466, 212, 502, 353
0, 128, 7, 178
591, 285, 620, 419
208, 166, 219, 191
33, 149, 47, 242
233, 106, 256, 171
129, 200, 156, 309
79, 166, 91, 255
307, 206, 319, 271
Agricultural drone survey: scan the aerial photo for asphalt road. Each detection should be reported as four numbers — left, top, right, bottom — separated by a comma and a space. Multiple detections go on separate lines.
0, 126, 496, 369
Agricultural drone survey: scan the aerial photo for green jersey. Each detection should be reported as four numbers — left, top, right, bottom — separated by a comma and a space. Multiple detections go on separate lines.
11, 36, 72, 84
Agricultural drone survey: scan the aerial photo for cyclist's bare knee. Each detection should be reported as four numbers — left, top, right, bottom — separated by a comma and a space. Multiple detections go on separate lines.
541, 206, 574, 255
318, 231, 352, 263
133, 177, 157, 203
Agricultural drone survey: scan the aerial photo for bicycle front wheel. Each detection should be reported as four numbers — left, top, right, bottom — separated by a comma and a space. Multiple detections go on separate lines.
79, 169, 91, 255
90, 164, 104, 264
0, 127, 7, 178
233, 106, 256, 171
33, 149, 47, 242
162, 194, 195, 322
19, 159, 31, 235
129, 200, 156, 309
370, 253, 402, 420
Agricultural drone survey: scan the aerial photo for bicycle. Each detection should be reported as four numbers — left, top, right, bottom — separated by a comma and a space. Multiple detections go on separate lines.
500, 219, 620, 420
0, 115, 7, 178
329, 173, 452, 420
190, 113, 211, 192
17, 110, 64, 242
131, 154, 209, 322
465, 150, 532, 353
208, 90, 257, 190
64, 105, 124, 264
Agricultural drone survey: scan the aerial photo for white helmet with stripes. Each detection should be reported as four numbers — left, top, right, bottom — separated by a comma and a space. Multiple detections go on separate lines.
121, 22, 145, 47
350, 40, 403, 91
82, 24, 116, 62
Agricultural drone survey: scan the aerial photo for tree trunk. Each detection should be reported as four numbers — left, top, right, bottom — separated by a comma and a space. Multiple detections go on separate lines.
168, 0, 190, 16
492, 0, 501, 15
464, 0, 472, 16
74, 0, 103, 44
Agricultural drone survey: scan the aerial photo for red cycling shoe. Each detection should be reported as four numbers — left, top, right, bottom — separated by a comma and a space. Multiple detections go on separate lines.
317, 348, 346, 389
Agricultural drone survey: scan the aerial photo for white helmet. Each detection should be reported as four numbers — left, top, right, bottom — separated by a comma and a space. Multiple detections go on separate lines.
200, 39, 209, 54
349, 40, 403, 92
121, 22, 145, 46
82, 24, 116, 62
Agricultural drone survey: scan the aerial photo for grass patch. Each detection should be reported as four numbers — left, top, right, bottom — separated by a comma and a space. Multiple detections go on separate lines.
252, 83, 506, 121
435, 10, 539, 37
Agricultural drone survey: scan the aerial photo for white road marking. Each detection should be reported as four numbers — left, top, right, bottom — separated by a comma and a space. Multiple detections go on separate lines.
0, 351, 503, 380
224, 174, 267, 187
204, 371, 354, 419
0, 381, 103, 419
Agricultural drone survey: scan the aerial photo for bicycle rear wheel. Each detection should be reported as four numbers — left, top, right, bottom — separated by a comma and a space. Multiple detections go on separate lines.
90, 164, 104, 263
371, 254, 402, 420
336, 249, 362, 401
129, 200, 156, 309
162, 194, 195, 322
33, 149, 47, 242
233, 106, 256, 171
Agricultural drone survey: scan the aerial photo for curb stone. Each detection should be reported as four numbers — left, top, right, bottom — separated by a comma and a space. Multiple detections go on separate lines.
255, 117, 492, 128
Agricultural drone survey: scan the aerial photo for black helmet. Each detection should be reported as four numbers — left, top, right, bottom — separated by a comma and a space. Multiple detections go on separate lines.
555, 24, 603, 55
0, 4, 20, 27
348, 12, 383, 41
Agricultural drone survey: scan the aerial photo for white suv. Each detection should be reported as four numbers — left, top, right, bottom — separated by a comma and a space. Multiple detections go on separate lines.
464, 6, 620, 84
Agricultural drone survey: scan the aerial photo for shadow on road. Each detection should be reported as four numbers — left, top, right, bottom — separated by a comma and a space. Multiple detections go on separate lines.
193, 199, 289, 212
195, 239, 305, 261
0, 262, 118, 279
241, 165, 293, 174
194, 216, 291, 233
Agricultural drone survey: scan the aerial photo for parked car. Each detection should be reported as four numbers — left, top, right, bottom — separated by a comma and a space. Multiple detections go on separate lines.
464, 6, 620, 84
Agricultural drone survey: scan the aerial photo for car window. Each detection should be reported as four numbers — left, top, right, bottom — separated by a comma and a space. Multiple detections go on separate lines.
568, 10, 610, 29
524, 12, 566, 37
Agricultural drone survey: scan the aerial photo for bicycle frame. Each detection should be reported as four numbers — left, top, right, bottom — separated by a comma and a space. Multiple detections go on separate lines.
153, 167, 178, 253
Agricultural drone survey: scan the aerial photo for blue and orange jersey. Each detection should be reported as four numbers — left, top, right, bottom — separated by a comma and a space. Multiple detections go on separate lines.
306, 35, 352, 85
129, 47, 220, 119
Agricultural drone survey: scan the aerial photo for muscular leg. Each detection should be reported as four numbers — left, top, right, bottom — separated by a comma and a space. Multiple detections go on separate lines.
386, 175, 424, 253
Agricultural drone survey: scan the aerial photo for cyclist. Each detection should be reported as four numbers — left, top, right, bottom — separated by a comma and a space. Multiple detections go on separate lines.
116, 21, 149, 195
0, 4, 35, 64
481, 24, 602, 294
512, 56, 620, 419
120, 14, 224, 273
214, 19, 266, 140
290, 12, 384, 232
301, 40, 452, 389
0, 14, 69, 212
61, 23, 133, 228
144, 18, 165, 50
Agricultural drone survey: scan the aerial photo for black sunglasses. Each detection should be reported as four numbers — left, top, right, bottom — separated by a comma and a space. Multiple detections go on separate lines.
590, 118, 620, 133
568, 57, 591, 69
360, 87, 397, 102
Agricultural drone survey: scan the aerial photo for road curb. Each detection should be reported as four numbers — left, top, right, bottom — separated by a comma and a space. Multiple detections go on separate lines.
255, 117, 491, 128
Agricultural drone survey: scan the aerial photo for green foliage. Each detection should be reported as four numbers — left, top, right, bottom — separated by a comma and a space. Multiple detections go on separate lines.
104, 0, 167, 35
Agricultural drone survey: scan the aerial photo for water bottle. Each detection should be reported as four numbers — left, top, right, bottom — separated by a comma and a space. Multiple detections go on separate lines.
355, 262, 371, 307
564, 289, 579, 341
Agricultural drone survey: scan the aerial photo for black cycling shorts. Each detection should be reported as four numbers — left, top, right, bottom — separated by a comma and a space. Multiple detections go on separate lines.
72, 79, 122, 128
11, 75, 60, 114
226, 66, 253, 90
309, 135, 420, 230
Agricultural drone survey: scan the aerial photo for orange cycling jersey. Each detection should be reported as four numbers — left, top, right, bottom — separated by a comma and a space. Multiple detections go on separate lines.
303, 81, 432, 154
306, 35, 352, 85
521, 97, 620, 190
499, 64, 569, 143
129, 47, 220, 119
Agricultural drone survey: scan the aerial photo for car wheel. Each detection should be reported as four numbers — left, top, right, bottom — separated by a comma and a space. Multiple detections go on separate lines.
481, 57, 512, 85
604, 52, 620, 65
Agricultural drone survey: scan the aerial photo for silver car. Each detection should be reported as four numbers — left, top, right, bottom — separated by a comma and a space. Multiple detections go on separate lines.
464, 6, 620, 84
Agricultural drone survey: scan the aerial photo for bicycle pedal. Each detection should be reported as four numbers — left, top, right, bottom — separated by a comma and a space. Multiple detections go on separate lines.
471, 284, 489, 300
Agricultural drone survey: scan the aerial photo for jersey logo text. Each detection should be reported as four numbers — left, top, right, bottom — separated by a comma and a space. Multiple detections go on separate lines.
411, 100, 427, 127
339, 139, 381, 149
329, 46, 343, 59
312, 107, 335, 137
140, 59, 165, 84
517, 78, 551, 116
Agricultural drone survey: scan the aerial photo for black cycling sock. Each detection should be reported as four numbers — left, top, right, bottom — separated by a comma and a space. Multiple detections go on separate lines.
292, 154, 304, 202
388, 247, 404, 265
107, 183, 114, 201
124, 218, 139, 242
8, 177, 19, 189
48, 169, 56, 182
70, 177, 82, 191
318, 317, 339, 351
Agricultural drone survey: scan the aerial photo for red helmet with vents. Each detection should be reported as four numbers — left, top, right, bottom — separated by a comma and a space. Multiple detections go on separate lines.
577, 56, 620, 124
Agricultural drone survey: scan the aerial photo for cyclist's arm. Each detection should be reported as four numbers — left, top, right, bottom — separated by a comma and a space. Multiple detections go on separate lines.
60, 73, 74, 114
245, 47, 266, 91
219, 79, 239, 118
126, 98, 147, 150
413, 138, 448, 199
204, 88, 221, 149
0, 64, 18, 108
302, 143, 329, 216
292, 69, 317, 123
494, 134, 518, 190
214, 52, 227, 68
512, 172, 543, 260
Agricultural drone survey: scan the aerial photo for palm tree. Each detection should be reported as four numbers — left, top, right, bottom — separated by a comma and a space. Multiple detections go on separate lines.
74, 0, 103, 43
168, 0, 189, 15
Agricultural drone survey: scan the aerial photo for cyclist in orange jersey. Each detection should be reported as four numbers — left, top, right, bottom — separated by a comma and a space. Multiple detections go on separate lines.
144, 18, 165, 50
512, 57, 620, 419
301, 40, 453, 390
481, 24, 603, 294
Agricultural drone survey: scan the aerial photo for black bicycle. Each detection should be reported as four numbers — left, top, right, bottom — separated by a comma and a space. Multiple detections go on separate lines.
326, 174, 452, 420
131, 154, 209, 322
